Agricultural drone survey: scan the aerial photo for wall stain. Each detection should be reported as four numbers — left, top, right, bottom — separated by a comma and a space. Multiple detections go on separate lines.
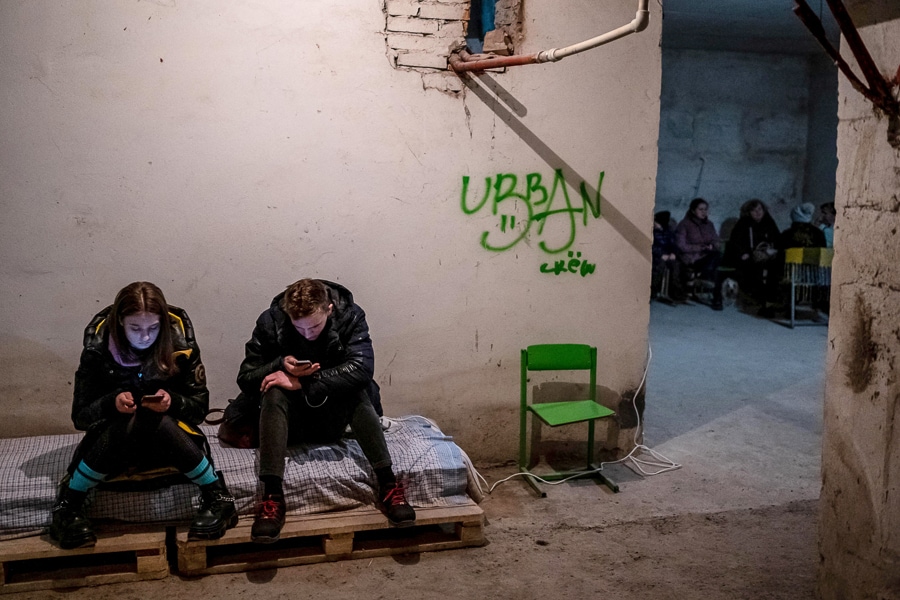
844, 293, 878, 393
617, 387, 645, 429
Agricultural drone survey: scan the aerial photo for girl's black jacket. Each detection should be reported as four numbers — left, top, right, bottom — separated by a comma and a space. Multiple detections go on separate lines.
72, 305, 210, 431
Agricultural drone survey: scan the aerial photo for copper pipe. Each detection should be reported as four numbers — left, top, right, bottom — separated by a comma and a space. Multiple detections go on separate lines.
449, 0, 649, 73
450, 53, 540, 73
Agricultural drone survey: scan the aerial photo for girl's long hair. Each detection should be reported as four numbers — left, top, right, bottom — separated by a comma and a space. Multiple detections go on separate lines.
107, 281, 176, 376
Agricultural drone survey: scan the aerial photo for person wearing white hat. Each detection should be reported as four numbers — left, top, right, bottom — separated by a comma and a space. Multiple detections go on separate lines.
780, 202, 826, 249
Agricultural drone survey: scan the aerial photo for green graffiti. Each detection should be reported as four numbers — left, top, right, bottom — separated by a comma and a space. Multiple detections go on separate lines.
460, 169, 604, 254
540, 251, 597, 277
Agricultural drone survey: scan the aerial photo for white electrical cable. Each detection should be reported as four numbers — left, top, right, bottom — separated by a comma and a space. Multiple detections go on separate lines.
478, 342, 682, 495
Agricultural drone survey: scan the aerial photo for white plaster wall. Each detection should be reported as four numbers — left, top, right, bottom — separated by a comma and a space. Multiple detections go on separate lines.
0, 1, 661, 462
819, 10, 900, 599
655, 48, 830, 232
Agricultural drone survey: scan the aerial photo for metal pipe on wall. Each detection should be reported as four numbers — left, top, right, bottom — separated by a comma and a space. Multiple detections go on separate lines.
450, 0, 650, 73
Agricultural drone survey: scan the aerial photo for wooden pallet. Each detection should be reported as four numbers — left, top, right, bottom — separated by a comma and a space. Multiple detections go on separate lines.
175, 503, 485, 576
0, 525, 168, 594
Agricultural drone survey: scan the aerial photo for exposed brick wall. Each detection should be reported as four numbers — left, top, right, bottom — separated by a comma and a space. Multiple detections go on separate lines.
384, 0, 469, 70
383, 0, 523, 71
494, 0, 524, 47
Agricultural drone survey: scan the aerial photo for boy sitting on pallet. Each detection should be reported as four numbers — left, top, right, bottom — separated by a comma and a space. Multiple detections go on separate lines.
237, 278, 415, 543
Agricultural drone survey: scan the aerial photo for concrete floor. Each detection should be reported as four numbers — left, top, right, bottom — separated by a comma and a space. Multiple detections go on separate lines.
639, 300, 826, 514
13, 300, 828, 599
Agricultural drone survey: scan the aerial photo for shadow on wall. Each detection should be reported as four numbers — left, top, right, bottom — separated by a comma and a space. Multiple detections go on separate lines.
458, 71, 652, 261
0, 338, 79, 438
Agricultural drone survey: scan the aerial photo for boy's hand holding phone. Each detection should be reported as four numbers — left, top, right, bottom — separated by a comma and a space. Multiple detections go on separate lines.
283, 356, 320, 377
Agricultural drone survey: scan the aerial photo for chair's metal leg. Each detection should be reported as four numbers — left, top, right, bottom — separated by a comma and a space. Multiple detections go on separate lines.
586, 421, 595, 472
790, 279, 796, 328
596, 470, 620, 493
588, 461, 620, 493
523, 473, 547, 498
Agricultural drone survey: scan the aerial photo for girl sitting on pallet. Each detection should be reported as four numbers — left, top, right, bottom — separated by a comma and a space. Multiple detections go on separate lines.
50, 281, 238, 549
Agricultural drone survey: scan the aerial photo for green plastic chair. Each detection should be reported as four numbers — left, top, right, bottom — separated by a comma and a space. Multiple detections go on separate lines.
519, 344, 618, 495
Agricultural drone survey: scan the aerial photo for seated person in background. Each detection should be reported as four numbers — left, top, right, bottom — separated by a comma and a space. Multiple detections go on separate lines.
238, 278, 415, 544
675, 198, 724, 310
724, 199, 781, 305
760, 203, 828, 317
51, 282, 237, 550
781, 202, 827, 250
817, 202, 836, 248
651, 211, 684, 301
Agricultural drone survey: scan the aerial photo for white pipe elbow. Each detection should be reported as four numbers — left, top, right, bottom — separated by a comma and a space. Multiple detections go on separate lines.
633, 8, 650, 33
536, 0, 650, 64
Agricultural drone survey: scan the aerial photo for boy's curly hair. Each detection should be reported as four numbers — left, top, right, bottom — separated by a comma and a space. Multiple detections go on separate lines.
282, 279, 330, 319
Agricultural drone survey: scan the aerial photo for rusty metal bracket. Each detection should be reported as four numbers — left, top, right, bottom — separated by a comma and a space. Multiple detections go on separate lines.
794, 0, 899, 146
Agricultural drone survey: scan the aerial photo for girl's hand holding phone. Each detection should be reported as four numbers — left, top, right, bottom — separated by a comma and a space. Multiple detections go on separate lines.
115, 391, 137, 414
141, 389, 172, 413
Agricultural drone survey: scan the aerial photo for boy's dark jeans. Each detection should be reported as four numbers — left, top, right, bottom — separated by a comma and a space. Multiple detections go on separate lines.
258, 386, 392, 480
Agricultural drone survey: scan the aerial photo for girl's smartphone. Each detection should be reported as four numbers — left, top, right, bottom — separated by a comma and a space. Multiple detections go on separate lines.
291, 358, 312, 367
141, 394, 164, 406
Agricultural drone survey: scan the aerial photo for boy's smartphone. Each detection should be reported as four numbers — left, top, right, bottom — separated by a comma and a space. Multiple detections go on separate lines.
290, 358, 312, 367
141, 394, 164, 406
